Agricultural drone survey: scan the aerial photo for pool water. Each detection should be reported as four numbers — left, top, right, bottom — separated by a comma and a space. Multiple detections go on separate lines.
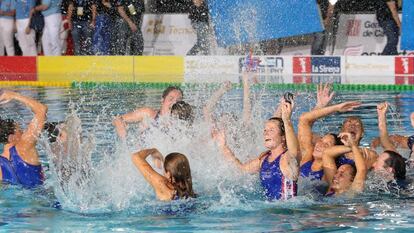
1, 84, 414, 232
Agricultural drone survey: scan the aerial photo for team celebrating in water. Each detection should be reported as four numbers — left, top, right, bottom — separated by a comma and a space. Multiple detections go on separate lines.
0, 77, 411, 203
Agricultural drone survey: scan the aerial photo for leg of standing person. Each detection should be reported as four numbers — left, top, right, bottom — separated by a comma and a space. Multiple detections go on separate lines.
16, 19, 37, 56
0, 18, 16, 55
380, 19, 399, 55
0, 21, 5, 56
92, 14, 103, 55
43, 13, 63, 55
130, 16, 143, 55
112, 18, 128, 55
71, 21, 82, 55
93, 14, 111, 55
311, 31, 327, 55
84, 22, 93, 55
187, 21, 210, 55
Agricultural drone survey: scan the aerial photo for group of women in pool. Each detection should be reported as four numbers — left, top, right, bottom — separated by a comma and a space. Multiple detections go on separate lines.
0, 78, 412, 203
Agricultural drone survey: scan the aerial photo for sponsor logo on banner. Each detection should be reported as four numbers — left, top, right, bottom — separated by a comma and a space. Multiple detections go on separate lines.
238, 56, 284, 74
395, 57, 414, 75
346, 19, 361, 36
142, 14, 196, 55
293, 57, 341, 74
335, 14, 414, 56
394, 57, 414, 85
292, 57, 311, 73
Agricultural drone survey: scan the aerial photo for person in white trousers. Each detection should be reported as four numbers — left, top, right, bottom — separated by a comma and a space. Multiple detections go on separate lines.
15, 0, 37, 55
0, 0, 16, 56
34, 0, 62, 55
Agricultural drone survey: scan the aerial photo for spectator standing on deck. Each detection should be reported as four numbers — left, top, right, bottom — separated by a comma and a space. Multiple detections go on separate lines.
0, 0, 16, 56
15, 0, 37, 55
115, 0, 144, 55
375, 0, 401, 55
67, 0, 95, 55
92, 0, 114, 55
35, 0, 62, 55
187, 0, 210, 55
311, 0, 335, 55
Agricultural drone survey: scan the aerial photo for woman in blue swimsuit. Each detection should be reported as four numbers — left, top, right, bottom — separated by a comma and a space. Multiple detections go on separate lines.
0, 90, 48, 188
323, 132, 367, 197
213, 99, 300, 201
299, 85, 360, 182
132, 148, 196, 201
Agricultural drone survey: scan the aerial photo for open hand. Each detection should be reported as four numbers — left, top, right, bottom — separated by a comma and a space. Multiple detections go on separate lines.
337, 101, 361, 113
316, 83, 334, 108
211, 128, 226, 147
150, 149, 164, 169
0, 89, 16, 105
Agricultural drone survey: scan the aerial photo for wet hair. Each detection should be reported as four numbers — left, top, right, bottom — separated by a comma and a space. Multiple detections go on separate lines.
342, 116, 365, 135
383, 150, 406, 180
327, 133, 343, 146
0, 119, 16, 144
340, 163, 357, 181
349, 163, 357, 178
162, 86, 183, 99
171, 101, 194, 124
44, 122, 62, 143
267, 117, 285, 136
164, 153, 196, 199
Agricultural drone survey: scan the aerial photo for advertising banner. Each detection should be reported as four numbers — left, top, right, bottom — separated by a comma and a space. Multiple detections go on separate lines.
395, 57, 414, 85
142, 14, 197, 55
292, 56, 343, 84
0, 57, 37, 81
334, 14, 414, 56
207, 0, 323, 47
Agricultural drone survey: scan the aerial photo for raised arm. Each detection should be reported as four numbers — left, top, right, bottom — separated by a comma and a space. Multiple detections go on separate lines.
322, 145, 352, 187
340, 132, 367, 193
280, 100, 300, 180
241, 72, 252, 125
298, 101, 361, 164
203, 81, 232, 125
132, 148, 169, 197
377, 102, 398, 152
212, 129, 261, 173
0, 90, 47, 147
112, 107, 156, 139
314, 83, 335, 110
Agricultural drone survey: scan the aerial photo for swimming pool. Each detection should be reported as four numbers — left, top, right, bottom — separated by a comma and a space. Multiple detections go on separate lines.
1, 83, 414, 232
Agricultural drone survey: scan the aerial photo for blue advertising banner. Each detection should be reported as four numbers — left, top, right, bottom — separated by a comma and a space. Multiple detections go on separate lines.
208, 0, 324, 47
401, 0, 414, 50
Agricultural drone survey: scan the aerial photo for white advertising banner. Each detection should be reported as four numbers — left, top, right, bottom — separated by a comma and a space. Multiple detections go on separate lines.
184, 56, 293, 83
142, 14, 196, 55
345, 56, 395, 78
184, 56, 240, 83
334, 14, 414, 56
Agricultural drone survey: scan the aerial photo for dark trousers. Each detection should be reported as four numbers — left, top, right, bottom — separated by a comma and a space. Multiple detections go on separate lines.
71, 20, 93, 55
113, 16, 143, 55
311, 30, 327, 55
187, 21, 210, 55
379, 19, 399, 55
93, 14, 112, 55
